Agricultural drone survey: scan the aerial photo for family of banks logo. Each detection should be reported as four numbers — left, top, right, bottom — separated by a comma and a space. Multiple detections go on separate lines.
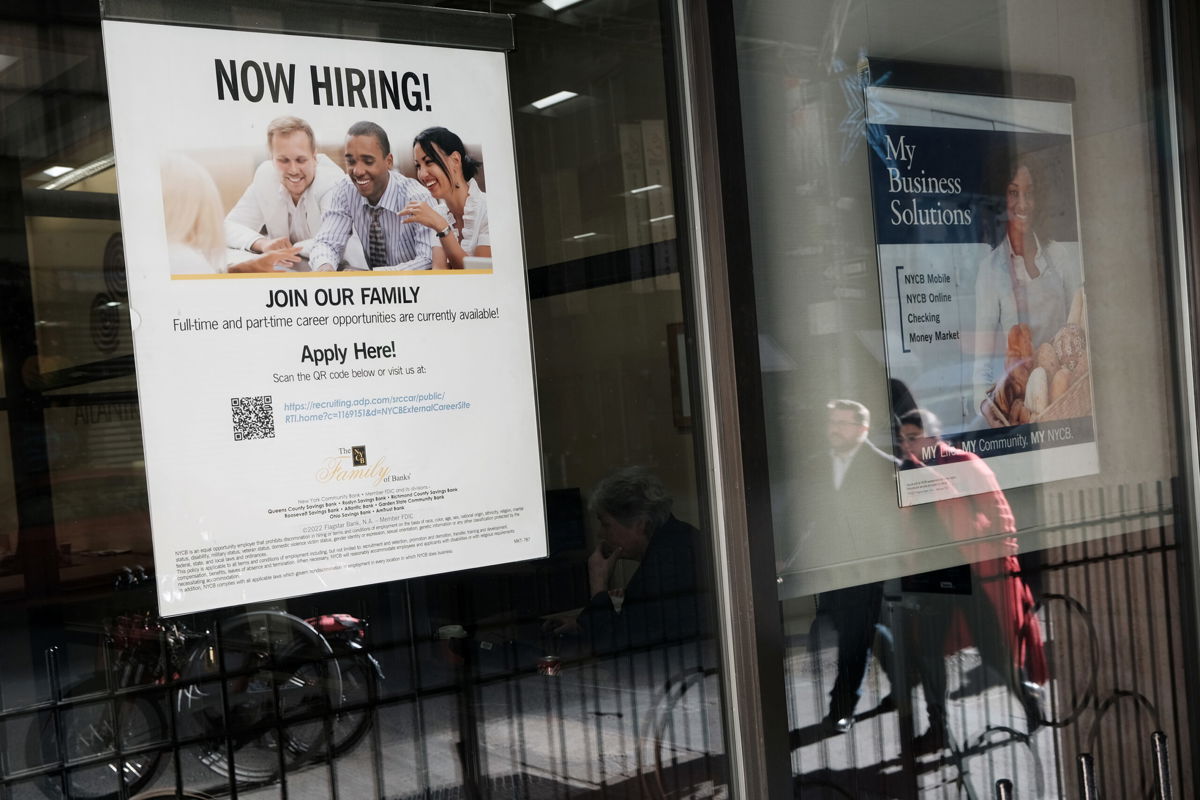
316, 445, 391, 486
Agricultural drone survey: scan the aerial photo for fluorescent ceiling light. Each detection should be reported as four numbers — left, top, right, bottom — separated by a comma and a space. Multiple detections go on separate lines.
649, 214, 675, 223
532, 90, 578, 110
542, 0, 586, 9
630, 184, 662, 195
572, 232, 597, 240
42, 166, 72, 178
40, 153, 116, 190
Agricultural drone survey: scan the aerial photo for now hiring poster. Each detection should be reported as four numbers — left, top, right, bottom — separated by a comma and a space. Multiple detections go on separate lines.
102, 20, 546, 615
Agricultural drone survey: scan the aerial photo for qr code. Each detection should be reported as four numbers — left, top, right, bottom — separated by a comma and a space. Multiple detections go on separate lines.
231, 396, 275, 441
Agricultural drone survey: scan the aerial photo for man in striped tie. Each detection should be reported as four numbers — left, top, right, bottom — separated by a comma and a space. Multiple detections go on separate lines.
310, 120, 446, 271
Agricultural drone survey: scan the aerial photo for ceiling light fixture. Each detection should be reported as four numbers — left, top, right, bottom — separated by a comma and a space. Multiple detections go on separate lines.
40, 154, 116, 190
542, 0, 586, 10
42, 166, 72, 178
649, 214, 675, 223
630, 184, 662, 195
531, 90, 578, 110
572, 231, 597, 240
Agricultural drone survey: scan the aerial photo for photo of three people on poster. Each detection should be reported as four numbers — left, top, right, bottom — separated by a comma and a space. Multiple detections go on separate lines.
161, 115, 490, 275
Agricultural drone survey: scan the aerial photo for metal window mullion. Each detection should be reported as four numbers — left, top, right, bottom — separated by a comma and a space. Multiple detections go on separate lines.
666, 1, 793, 797
1155, 0, 1200, 791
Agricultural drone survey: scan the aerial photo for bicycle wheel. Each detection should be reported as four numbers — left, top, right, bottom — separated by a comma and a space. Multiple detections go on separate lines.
328, 653, 375, 757
271, 650, 376, 759
29, 677, 165, 800
956, 726, 1045, 800
176, 611, 338, 785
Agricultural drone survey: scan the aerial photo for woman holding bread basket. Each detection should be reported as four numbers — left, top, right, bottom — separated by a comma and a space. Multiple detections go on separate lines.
974, 157, 1084, 427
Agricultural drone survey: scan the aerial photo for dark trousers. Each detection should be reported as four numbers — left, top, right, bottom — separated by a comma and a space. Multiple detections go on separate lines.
910, 580, 1022, 725
821, 581, 891, 719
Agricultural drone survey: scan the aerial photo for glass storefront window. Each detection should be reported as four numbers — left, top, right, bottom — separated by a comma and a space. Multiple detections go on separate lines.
8, 0, 1200, 796
733, 0, 1194, 796
1, 2, 726, 797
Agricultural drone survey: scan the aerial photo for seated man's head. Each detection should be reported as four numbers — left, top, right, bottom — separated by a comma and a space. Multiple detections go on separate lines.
589, 467, 672, 561
344, 120, 393, 205
267, 116, 318, 202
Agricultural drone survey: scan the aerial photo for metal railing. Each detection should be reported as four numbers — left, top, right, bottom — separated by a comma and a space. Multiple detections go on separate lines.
2, 590, 723, 799
790, 479, 1190, 798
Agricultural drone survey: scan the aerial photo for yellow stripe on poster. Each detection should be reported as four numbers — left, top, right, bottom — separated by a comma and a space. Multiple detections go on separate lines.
172, 269, 493, 280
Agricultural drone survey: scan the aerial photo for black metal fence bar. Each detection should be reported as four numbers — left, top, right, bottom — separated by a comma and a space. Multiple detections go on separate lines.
4, 479, 1185, 798
1152, 730, 1173, 800
212, 622, 239, 800
1077, 752, 1099, 800
0, 645, 9, 800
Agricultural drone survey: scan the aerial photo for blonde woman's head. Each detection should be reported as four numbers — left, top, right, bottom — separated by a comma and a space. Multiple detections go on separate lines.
160, 153, 224, 271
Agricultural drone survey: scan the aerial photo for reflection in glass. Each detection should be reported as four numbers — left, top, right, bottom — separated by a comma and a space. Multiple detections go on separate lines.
897, 409, 1045, 752
1, 1, 725, 796
737, 0, 1192, 795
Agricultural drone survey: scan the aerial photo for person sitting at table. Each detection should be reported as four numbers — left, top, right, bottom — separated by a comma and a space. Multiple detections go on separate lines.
400, 126, 490, 269
567, 466, 707, 655
224, 115, 365, 271
310, 120, 445, 271
161, 153, 299, 275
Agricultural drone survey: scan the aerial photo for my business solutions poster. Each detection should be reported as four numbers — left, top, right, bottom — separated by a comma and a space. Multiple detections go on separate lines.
864, 80, 1099, 506
102, 20, 546, 615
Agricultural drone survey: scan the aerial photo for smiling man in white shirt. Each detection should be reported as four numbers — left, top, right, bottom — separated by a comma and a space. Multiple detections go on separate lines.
224, 116, 365, 271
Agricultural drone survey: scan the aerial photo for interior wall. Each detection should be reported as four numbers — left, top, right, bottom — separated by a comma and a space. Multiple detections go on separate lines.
531, 273, 699, 535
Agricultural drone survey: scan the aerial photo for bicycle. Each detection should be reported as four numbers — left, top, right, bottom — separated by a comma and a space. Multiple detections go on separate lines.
28, 573, 354, 800
174, 610, 338, 785
305, 613, 385, 757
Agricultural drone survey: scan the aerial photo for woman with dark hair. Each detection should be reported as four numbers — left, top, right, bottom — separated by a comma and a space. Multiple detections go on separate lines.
973, 157, 1080, 425
400, 126, 490, 269
897, 409, 1046, 750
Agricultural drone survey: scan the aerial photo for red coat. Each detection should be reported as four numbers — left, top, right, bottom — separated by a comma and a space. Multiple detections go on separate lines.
911, 442, 1048, 685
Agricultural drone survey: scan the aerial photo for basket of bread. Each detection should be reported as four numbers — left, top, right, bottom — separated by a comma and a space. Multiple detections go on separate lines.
984, 288, 1091, 427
